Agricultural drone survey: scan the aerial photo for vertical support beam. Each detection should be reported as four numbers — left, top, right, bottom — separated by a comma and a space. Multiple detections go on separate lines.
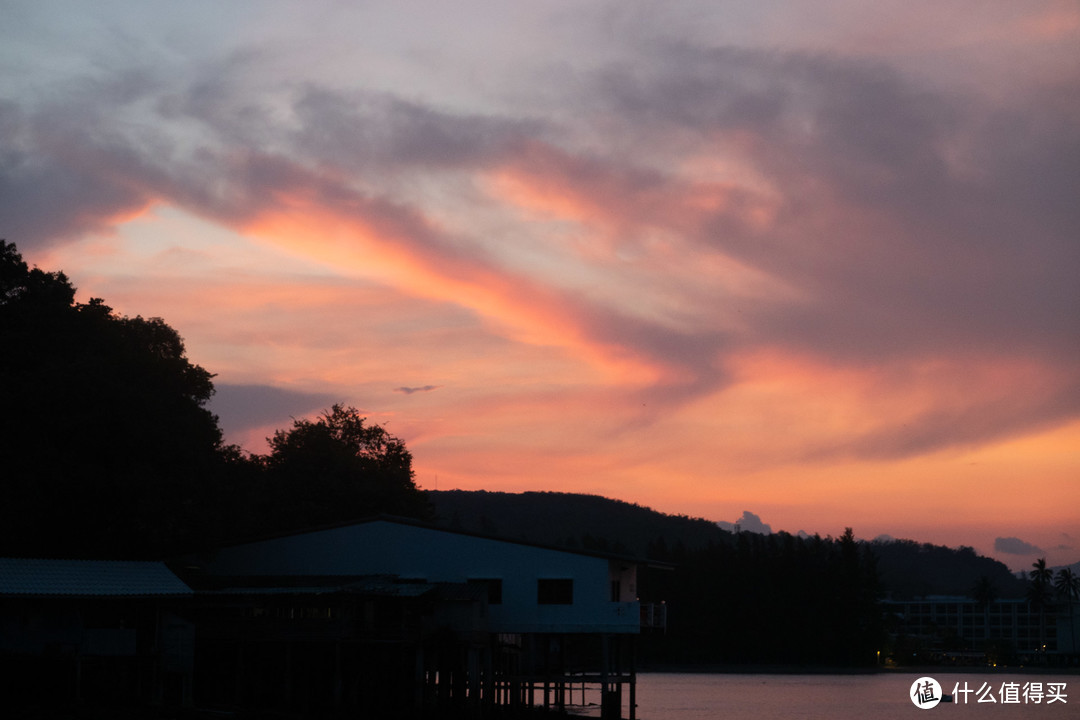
557, 634, 566, 711
74, 653, 82, 702
283, 641, 292, 708
467, 645, 480, 712
542, 633, 550, 710
600, 633, 616, 720
333, 641, 342, 709
234, 642, 244, 707
150, 606, 162, 707
413, 644, 425, 714
601, 632, 610, 692
482, 642, 494, 710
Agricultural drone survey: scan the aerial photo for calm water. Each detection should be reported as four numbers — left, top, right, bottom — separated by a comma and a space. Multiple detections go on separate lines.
580, 672, 1076, 720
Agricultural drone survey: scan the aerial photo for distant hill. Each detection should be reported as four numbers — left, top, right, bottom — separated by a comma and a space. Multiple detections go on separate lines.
427, 489, 730, 557
1053, 559, 1080, 576
870, 539, 1027, 599
426, 489, 1029, 599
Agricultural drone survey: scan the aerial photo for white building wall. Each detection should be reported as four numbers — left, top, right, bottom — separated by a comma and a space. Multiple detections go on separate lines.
202, 520, 640, 634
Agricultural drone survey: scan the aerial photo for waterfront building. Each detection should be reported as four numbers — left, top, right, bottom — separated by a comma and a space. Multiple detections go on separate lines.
882, 595, 1079, 666
183, 515, 668, 718
1, 518, 666, 718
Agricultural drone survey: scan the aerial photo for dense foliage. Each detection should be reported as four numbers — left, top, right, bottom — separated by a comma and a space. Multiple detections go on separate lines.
0, 240, 428, 558
248, 404, 431, 535
1, 240, 224, 556
871, 538, 1026, 599
641, 528, 884, 667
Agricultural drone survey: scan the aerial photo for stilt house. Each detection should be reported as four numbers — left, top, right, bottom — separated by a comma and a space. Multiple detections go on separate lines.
184, 515, 665, 718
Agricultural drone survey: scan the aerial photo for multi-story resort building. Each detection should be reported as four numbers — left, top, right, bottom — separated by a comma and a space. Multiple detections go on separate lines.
882, 595, 1079, 666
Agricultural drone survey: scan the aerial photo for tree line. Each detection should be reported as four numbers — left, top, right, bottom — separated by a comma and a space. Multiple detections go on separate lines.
634, 527, 884, 667
0, 240, 428, 559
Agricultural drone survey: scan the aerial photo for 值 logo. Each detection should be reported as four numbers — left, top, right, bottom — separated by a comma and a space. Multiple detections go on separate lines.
911, 677, 943, 709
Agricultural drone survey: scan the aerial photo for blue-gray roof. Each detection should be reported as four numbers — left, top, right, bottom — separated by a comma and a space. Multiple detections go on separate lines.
0, 558, 192, 597
202, 580, 437, 597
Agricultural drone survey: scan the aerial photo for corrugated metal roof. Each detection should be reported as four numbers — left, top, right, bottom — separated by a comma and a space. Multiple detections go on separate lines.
0, 558, 192, 597
214, 514, 668, 567
204, 579, 437, 598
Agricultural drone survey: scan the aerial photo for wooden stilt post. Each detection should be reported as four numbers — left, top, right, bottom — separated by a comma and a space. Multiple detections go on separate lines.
414, 645, 425, 715
283, 641, 292, 708
600, 634, 613, 720
333, 641, 342, 709
468, 646, 480, 713
234, 643, 244, 707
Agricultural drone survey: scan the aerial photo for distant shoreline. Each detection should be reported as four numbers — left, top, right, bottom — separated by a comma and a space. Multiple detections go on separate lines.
636, 664, 1080, 676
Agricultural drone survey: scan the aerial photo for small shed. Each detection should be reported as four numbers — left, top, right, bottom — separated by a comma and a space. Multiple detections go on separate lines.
0, 557, 194, 709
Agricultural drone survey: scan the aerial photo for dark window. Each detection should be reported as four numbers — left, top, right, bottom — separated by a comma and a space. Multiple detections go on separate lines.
538, 578, 573, 605
611, 580, 621, 602
469, 578, 503, 605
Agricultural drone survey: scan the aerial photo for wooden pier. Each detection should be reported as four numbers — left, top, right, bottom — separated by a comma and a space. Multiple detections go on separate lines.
413, 632, 638, 719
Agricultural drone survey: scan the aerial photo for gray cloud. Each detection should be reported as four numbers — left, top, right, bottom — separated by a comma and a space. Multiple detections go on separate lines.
289, 86, 541, 172
0, 98, 155, 249
593, 45, 1080, 360
718, 510, 773, 535
578, 44, 1080, 454
394, 385, 440, 395
994, 537, 1045, 556
208, 383, 339, 446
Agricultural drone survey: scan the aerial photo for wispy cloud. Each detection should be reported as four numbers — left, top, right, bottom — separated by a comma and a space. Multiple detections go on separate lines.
394, 385, 440, 395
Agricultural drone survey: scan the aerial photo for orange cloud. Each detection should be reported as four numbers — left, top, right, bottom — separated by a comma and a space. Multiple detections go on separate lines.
485, 140, 774, 249
237, 188, 676, 387
719, 347, 1080, 463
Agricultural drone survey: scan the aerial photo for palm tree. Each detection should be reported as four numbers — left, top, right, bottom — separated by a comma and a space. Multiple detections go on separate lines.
1054, 568, 1080, 655
1028, 558, 1053, 661
1031, 557, 1053, 586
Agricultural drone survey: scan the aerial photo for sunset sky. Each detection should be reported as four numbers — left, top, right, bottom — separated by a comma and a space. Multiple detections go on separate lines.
2, 1, 1077, 570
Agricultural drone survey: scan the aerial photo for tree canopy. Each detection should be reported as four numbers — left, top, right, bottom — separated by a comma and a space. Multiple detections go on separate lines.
1, 240, 428, 557
248, 404, 430, 534
1, 240, 224, 556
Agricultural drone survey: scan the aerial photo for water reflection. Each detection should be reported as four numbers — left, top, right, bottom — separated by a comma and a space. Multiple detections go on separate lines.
613, 672, 1074, 720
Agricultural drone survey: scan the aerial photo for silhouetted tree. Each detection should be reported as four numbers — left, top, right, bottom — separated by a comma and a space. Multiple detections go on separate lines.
1028, 558, 1053, 659
253, 404, 430, 532
1054, 568, 1079, 655
0, 240, 226, 557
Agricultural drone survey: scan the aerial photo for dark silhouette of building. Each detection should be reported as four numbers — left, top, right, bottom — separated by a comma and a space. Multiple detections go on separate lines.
182, 515, 666, 718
